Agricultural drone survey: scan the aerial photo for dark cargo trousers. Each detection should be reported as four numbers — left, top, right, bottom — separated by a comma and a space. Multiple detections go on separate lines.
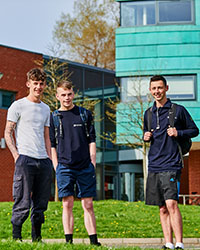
11, 155, 52, 227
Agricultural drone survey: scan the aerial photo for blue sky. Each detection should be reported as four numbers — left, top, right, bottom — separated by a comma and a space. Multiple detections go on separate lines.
0, 0, 74, 56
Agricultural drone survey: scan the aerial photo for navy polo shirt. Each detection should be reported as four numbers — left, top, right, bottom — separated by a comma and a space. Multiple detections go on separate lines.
144, 99, 199, 172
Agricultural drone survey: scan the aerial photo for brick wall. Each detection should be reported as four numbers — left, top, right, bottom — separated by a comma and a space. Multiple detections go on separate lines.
180, 157, 189, 194
0, 45, 43, 201
188, 150, 200, 194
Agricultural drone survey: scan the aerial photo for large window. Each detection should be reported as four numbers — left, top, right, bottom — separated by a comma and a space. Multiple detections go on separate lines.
121, 0, 194, 27
0, 90, 15, 109
121, 75, 196, 102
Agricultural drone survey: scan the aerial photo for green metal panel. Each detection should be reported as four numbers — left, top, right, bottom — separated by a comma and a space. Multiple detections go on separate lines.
116, 26, 200, 77
195, 0, 200, 25
117, 44, 200, 59
117, 57, 200, 71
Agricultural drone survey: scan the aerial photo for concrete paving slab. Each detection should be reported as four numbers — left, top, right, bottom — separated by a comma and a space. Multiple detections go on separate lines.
40, 238, 200, 249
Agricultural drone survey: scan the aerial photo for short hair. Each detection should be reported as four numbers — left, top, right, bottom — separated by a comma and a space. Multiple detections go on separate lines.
150, 75, 167, 87
57, 80, 73, 90
27, 68, 46, 82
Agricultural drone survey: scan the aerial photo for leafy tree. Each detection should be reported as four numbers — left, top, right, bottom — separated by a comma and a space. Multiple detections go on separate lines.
53, 0, 119, 70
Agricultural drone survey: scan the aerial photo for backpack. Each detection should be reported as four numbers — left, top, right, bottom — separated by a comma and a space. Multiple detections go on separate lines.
147, 103, 192, 156
52, 106, 89, 145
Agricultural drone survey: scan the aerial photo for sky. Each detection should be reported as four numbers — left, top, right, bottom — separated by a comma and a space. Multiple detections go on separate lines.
0, 0, 74, 56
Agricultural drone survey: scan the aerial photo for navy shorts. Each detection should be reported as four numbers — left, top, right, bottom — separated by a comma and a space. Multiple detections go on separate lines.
56, 163, 96, 199
146, 171, 181, 206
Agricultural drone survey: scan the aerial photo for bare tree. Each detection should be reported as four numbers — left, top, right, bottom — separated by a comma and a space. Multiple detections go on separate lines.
104, 78, 152, 197
35, 58, 100, 201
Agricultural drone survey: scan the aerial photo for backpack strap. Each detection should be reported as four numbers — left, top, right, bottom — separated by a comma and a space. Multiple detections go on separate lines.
147, 104, 177, 131
79, 106, 89, 138
168, 103, 176, 127
168, 103, 185, 165
52, 110, 63, 145
147, 107, 152, 132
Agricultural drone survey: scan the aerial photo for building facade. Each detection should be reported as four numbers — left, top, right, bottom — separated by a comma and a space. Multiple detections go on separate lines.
0, 45, 118, 201
0, 45, 43, 201
115, 0, 200, 201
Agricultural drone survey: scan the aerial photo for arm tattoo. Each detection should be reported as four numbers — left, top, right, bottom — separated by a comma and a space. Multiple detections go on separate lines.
4, 121, 18, 158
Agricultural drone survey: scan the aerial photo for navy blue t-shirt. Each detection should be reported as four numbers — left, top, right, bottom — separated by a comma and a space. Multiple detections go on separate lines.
50, 105, 96, 169
143, 99, 199, 172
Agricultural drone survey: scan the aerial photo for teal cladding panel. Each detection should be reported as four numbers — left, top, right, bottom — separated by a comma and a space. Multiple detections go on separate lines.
116, 102, 144, 144
116, 26, 200, 77
196, 0, 200, 25
117, 44, 200, 59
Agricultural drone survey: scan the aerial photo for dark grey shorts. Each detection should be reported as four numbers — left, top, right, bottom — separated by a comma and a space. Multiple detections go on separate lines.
146, 171, 181, 206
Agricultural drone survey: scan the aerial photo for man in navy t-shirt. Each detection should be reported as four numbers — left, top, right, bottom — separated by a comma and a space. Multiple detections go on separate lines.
50, 80, 100, 246
143, 75, 199, 250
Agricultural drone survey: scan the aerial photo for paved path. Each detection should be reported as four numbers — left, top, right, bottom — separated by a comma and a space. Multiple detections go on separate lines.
40, 238, 200, 249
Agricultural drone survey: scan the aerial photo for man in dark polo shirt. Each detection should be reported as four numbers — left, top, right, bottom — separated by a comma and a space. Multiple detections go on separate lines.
143, 75, 199, 250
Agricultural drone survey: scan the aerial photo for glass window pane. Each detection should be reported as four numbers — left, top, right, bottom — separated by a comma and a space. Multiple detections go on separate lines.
2, 94, 12, 108
166, 75, 195, 100
0, 91, 15, 109
121, 1, 155, 27
121, 76, 150, 102
121, 75, 196, 102
159, 0, 192, 23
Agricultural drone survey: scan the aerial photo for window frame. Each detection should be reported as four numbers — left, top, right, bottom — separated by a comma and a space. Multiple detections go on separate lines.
0, 90, 16, 109
120, 0, 195, 27
120, 74, 197, 102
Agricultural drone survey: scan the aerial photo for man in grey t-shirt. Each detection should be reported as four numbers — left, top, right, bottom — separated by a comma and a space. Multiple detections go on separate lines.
4, 68, 52, 242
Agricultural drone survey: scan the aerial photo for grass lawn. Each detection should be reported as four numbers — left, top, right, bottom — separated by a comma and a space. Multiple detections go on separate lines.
0, 241, 156, 250
0, 200, 200, 241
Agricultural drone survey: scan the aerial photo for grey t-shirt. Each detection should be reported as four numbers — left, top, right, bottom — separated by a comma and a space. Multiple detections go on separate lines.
7, 97, 50, 159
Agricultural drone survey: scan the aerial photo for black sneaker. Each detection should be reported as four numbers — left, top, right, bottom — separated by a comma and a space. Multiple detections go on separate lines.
91, 242, 101, 246
32, 223, 42, 242
66, 241, 73, 245
13, 238, 22, 242
175, 247, 184, 249
32, 236, 42, 243
161, 246, 171, 250
12, 224, 22, 242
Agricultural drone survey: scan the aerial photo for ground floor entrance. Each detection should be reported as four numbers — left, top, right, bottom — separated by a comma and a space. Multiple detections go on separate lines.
96, 162, 143, 201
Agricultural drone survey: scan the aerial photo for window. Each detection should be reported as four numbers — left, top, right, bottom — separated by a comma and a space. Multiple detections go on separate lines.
0, 90, 16, 109
121, 1, 155, 27
121, 0, 194, 27
121, 75, 196, 102
166, 75, 196, 100
159, 1, 192, 23
121, 76, 151, 102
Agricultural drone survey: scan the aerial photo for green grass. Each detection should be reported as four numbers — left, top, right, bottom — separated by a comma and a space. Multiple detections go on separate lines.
0, 241, 155, 250
0, 200, 200, 241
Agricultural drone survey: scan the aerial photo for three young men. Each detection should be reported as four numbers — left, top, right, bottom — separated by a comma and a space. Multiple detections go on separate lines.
4, 68, 52, 241
143, 75, 199, 250
49, 81, 101, 246
5, 70, 199, 246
